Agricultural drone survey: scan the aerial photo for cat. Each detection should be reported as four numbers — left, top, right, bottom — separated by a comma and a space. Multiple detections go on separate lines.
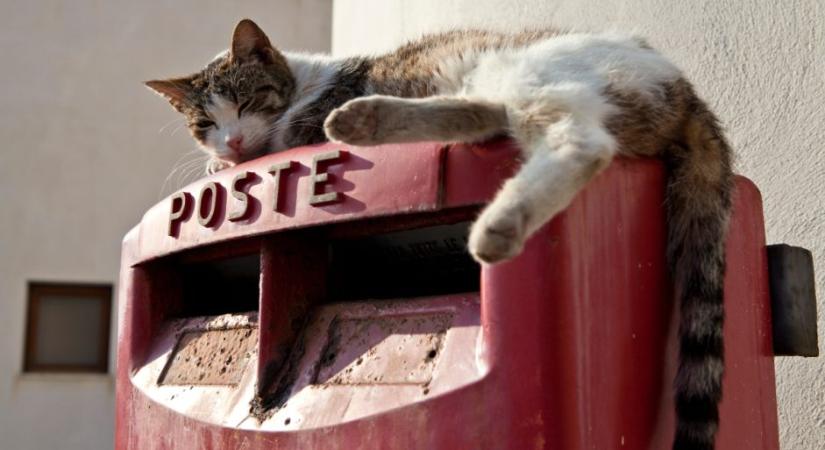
146, 19, 732, 450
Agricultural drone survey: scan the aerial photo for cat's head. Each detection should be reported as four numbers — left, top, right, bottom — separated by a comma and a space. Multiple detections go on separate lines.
146, 19, 295, 172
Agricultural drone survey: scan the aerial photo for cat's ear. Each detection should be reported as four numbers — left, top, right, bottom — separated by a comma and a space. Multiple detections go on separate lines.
144, 77, 195, 112
230, 19, 282, 65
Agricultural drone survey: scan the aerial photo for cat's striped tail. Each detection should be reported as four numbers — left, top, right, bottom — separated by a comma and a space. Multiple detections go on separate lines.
666, 96, 733, 450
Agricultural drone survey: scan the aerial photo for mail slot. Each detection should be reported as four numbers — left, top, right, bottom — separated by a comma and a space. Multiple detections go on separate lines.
116, 139, 780, 449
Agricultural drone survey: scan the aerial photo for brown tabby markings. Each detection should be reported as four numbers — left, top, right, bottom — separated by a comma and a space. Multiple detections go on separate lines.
367, 29, 563, 98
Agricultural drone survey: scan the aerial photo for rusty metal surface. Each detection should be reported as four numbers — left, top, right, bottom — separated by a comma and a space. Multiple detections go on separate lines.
315, 314, 451, 385
159, 327, 257, 386
130, 313, 261, 429
129, 294, 482, 432
251, 294, 482, 431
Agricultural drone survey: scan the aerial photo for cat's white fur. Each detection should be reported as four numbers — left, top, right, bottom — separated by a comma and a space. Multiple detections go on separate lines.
457, 33, 682, 259
271, 52, 340, 150
204, 94, 269, 162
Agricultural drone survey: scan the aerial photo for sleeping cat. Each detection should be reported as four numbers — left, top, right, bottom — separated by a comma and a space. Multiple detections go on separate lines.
147, 19, 732, 450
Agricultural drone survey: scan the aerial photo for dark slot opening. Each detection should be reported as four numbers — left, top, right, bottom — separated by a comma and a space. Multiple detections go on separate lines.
327, 221, 480, 301
178, 253, 260, 317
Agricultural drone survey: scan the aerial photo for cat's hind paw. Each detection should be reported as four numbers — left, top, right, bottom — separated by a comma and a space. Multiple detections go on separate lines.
324, 97, 385, 146
468, 206, 528, 264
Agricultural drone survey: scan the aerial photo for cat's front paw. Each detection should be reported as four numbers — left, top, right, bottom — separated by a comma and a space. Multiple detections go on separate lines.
468, 206, 528, 264
324, 97, 385, 146
206, 157, 233, 175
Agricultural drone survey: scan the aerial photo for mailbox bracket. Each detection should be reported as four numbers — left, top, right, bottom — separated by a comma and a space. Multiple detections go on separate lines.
767, 244, 819, 357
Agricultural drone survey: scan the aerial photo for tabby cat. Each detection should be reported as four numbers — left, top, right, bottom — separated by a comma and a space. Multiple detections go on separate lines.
147, 19, 732, 450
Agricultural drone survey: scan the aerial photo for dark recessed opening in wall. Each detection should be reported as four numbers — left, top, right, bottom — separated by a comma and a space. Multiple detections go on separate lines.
178, 253, 260, 317
327, 221, 480, 301
24, 282, 112, 373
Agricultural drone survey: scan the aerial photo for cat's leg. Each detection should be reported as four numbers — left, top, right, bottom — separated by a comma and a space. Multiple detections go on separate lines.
324, 95, 508, 146
468, 117, 617, 263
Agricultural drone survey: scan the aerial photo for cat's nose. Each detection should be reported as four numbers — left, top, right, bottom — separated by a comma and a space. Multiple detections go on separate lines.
226, 135, 244, 153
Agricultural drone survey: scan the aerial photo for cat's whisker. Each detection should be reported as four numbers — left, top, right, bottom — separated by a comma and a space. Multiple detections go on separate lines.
182, 156, 208, 179
170, 122, 187, 136
159, 151, 208, 198
157, 117, 185, 135
180, 160, 208, 186
162, 150, 200, 184
173, 164, 202, 193
164, 160, 202, 197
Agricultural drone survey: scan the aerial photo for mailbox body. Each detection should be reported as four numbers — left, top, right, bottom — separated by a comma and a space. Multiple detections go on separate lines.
116, 140, 779, 449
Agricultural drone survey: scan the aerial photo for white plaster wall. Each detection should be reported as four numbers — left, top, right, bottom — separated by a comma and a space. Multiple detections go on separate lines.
332, 1, 824, 448
0, 1, 330, 449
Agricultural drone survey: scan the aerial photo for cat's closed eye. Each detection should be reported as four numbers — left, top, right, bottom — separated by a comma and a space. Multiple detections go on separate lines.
195, 119, 215, 129
254, 85, 277, 94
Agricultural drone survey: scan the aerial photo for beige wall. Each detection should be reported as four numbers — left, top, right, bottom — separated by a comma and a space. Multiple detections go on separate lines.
0, 1, 330, 449
333, 1, 825, 449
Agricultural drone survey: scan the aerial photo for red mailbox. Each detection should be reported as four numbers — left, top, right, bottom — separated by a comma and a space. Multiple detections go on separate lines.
116, 139, 779, 449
